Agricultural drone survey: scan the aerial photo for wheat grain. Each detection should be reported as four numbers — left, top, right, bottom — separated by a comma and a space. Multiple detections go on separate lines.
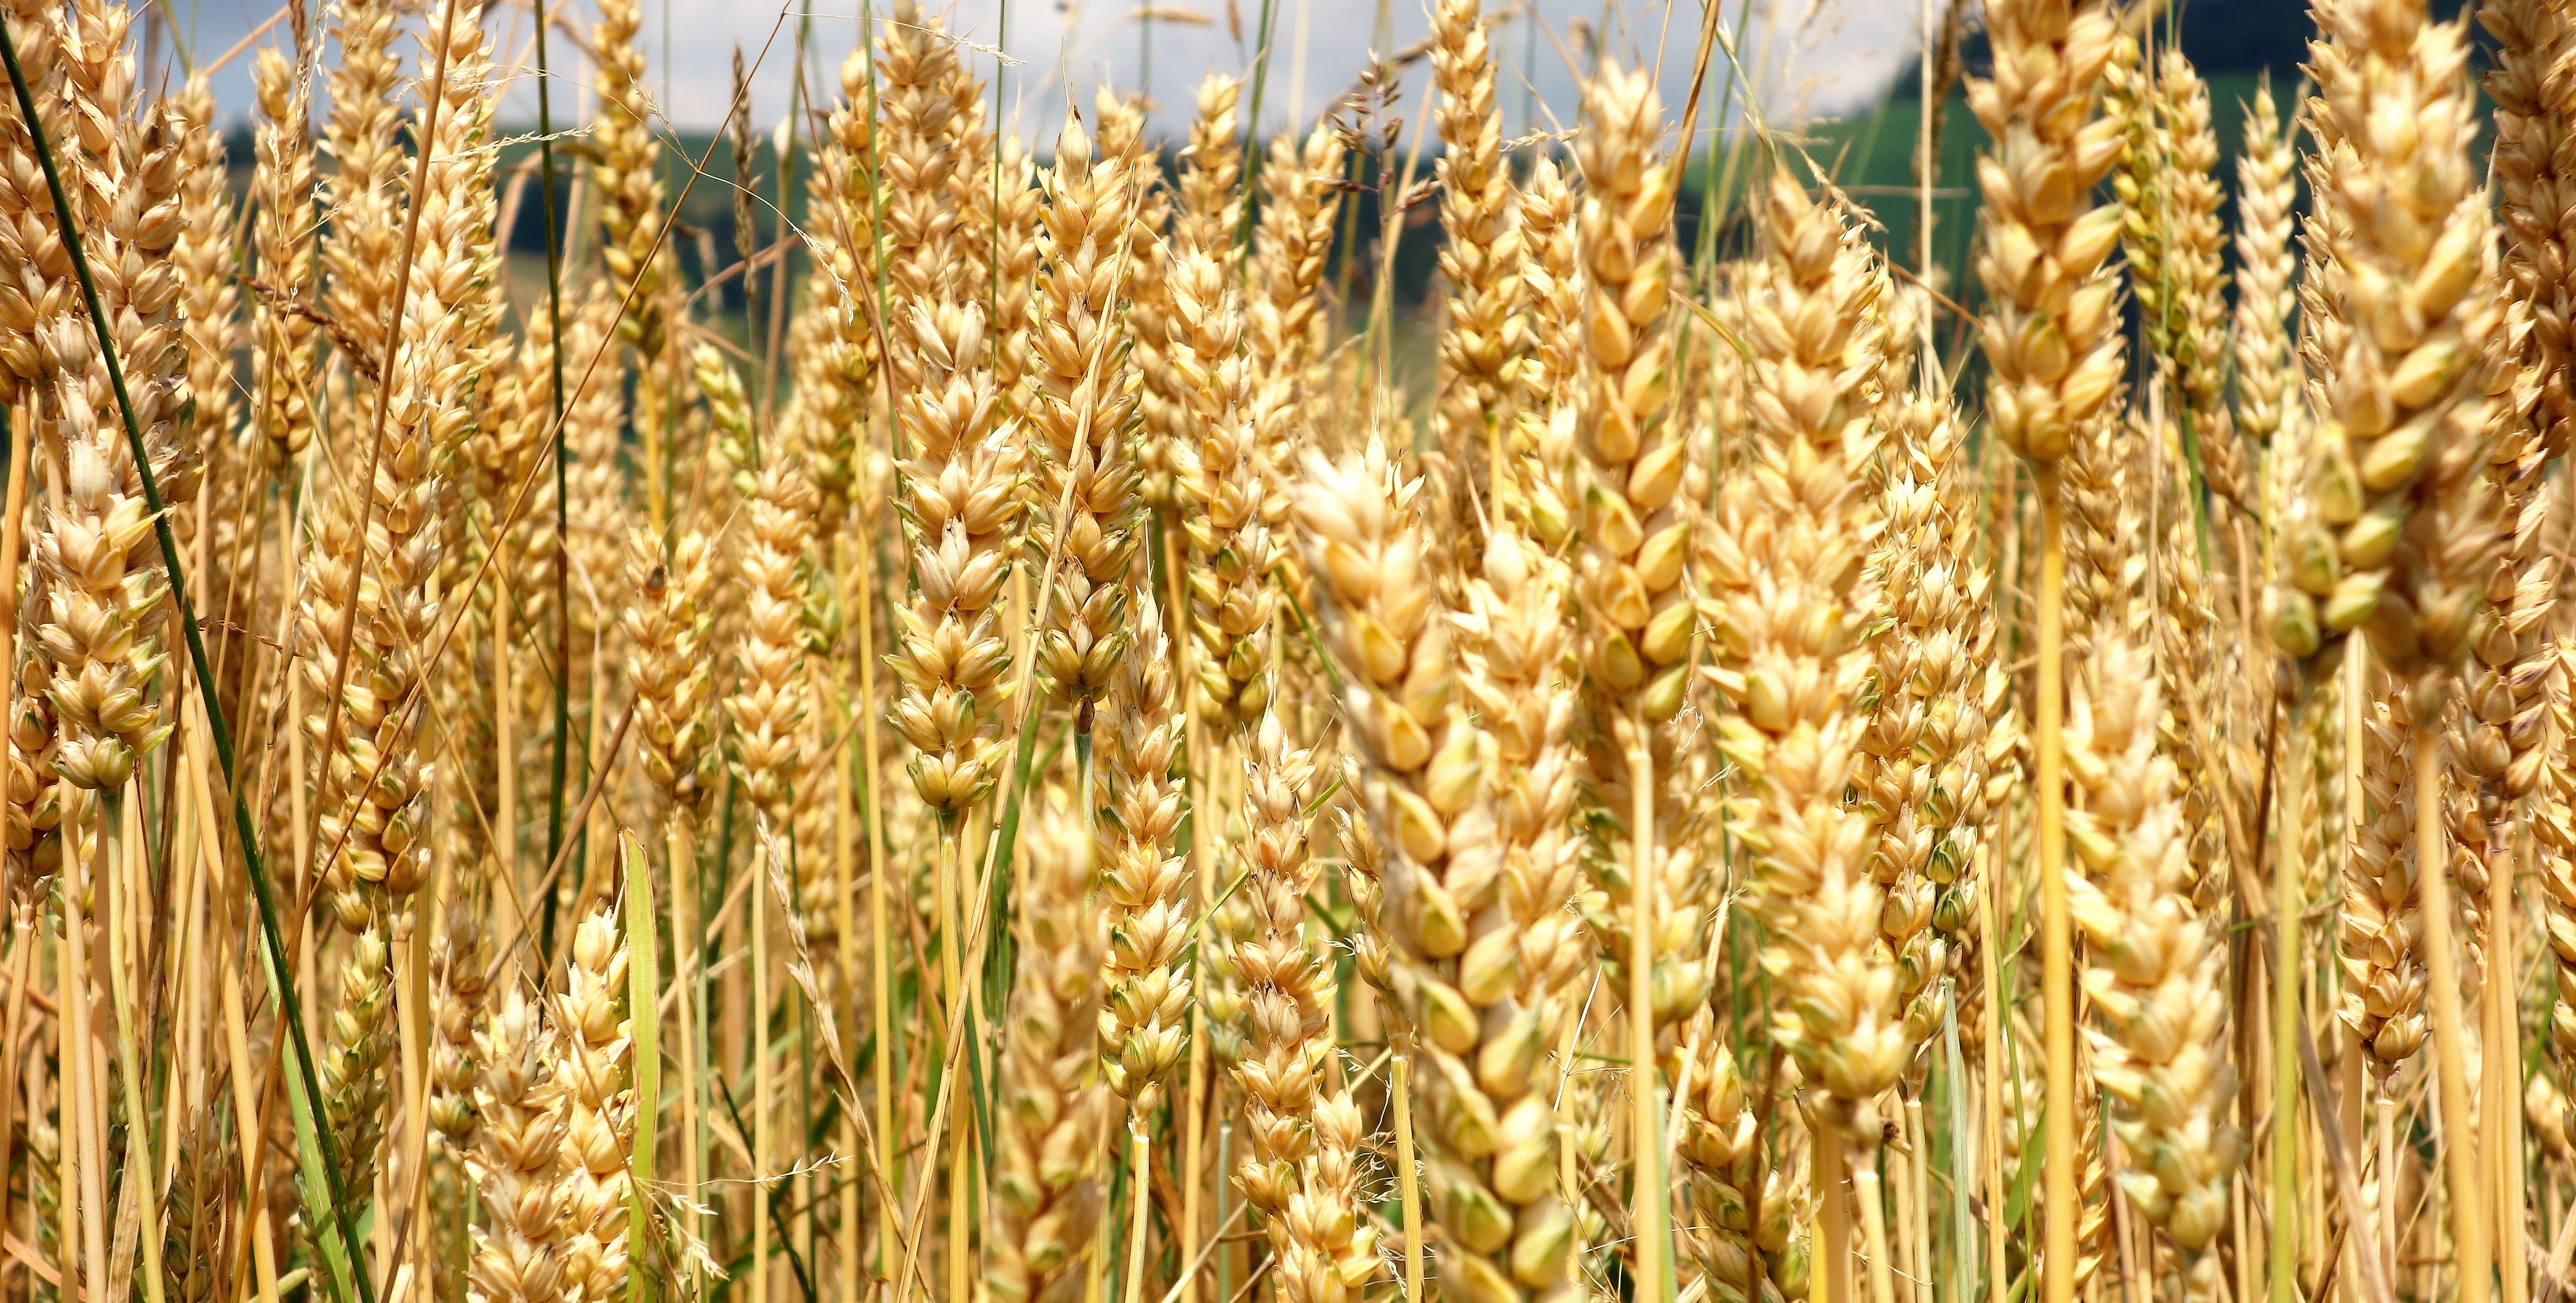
1099, 592, 1189, 1108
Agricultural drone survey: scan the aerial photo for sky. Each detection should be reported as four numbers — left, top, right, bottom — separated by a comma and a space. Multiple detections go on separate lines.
165, 0, 1931, 148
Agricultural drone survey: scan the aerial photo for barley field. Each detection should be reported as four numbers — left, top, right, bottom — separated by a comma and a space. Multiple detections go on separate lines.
0, 0, 2555, 1302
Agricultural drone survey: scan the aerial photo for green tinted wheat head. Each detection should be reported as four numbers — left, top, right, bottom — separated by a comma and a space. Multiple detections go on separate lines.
2270, 0, 2499, 677
317, 923, 395, 1242
2119, 47, 2242, 512
1413, 524, 1586, 1303
990, 801, 1107, 1303
1509, 158, 1578, 546
1674, 1039, 1811, 1303
429, 901, 491, 1149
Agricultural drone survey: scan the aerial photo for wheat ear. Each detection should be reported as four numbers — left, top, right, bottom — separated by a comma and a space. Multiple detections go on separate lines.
1099, 590, 1189, 1103
728, 455, 821, 823
2064, 634, 2244, 1279
991, 799, 1109, 1303
1027, 103, 1143, 711
467, 988, 564, 1303
1169, 76, 1278, 729
2231, 79, 2299, 455
550, 906, 635, 1303
1429, 0, 1522, 511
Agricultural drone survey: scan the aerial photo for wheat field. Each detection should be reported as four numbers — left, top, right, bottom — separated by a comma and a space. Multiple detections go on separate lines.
0, 0, 2557, 1302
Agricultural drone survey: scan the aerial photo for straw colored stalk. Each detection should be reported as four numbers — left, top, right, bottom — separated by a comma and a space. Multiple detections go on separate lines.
2063, 635, 2243, 1293
1428, 0, 1523, 510
990, 800, 1108, 1303
1026, 103, 1143, 713
1170, 76, 1279, 729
